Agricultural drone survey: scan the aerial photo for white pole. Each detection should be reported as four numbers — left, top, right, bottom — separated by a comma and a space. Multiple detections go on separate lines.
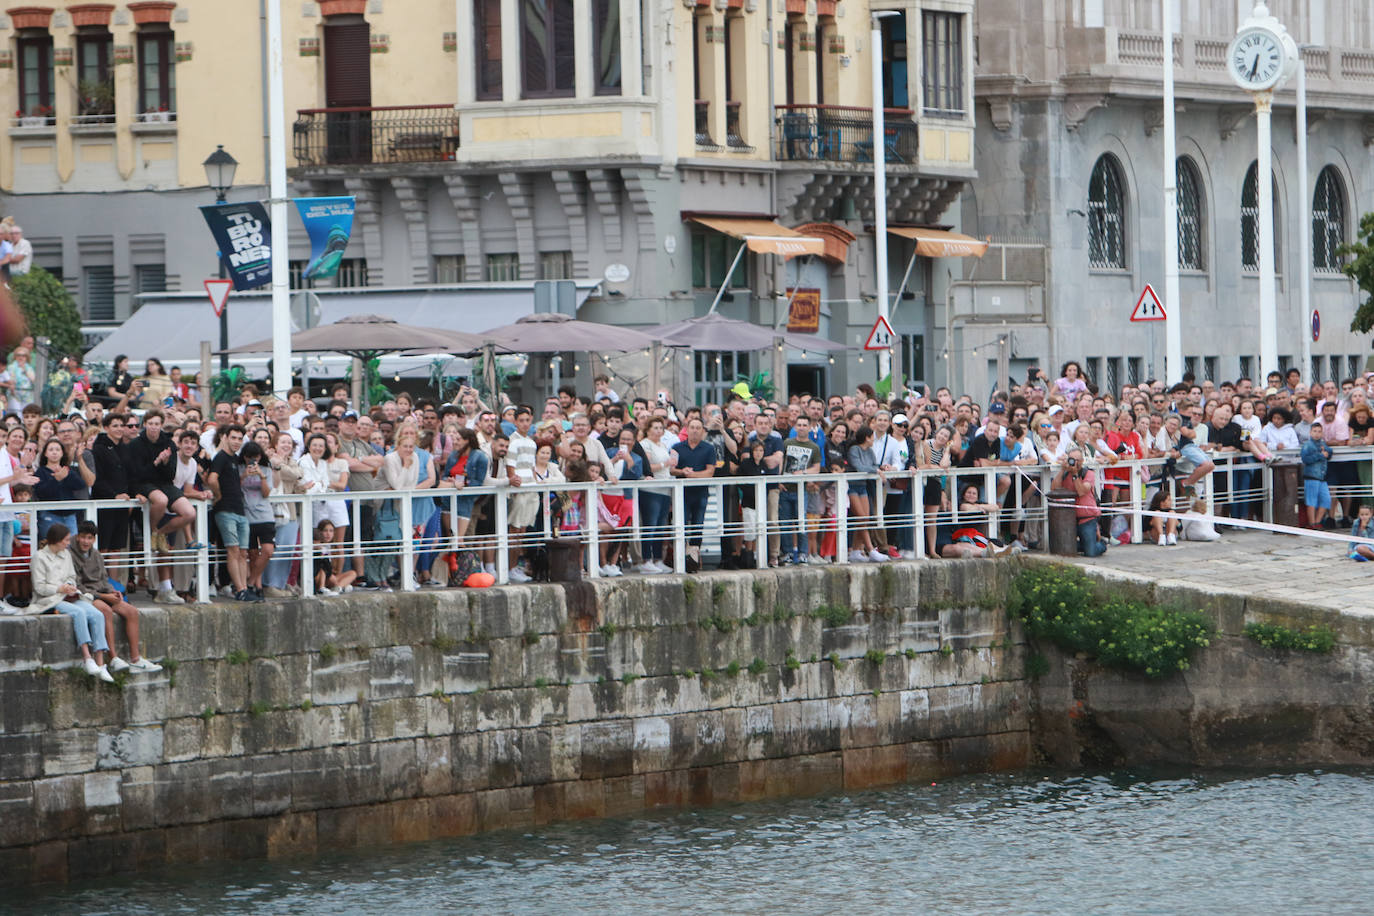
871, 12, 898, 382
268, 0, 292, 397
1162, 0, 1181, 384
1297, 52, 1312, 385
1256, 90, 1277, 377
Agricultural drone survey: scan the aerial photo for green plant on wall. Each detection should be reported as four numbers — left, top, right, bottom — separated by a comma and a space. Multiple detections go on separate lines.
1009, 564, 1212, 678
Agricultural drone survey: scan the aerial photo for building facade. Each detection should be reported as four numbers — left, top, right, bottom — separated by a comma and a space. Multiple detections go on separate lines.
965, 0, 1373, 398
0, 0, 978, 400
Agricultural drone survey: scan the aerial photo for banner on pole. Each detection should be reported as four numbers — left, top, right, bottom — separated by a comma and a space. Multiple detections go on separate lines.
199, 202, 272, 291
294, 196, 356, 280
786, 288, 821, 333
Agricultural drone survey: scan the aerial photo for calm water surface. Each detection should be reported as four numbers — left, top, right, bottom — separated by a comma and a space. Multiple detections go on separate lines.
14, 768, 1374, 915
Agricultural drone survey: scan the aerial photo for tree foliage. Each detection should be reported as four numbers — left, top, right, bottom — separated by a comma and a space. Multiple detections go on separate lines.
9, 267, 84, 356
1340, 211, 1374, 335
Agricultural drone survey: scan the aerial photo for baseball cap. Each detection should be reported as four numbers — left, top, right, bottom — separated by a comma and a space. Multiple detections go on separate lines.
989, 402, 1006, 414
1047, 405, 1064, 416
341, 410, 359, 420
1264, 387, 1281, 397
248, 399, 263, 407
892, 413, 909, 425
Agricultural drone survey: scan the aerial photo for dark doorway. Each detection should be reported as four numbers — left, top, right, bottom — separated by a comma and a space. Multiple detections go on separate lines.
324, 19, 372, 164
788, 364, 825, 402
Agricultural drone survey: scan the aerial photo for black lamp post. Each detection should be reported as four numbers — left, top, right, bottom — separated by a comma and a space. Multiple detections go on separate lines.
203, 145, 238, 369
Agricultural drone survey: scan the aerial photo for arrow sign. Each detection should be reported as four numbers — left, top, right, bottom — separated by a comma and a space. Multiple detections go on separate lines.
204, 278, 232, 318
1130, 284, 1166, 322
864, 315, 895, 350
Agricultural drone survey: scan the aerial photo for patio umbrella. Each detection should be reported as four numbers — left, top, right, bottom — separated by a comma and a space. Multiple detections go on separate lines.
225, 313, 490, 359
476, 312, 658, 353
648, 313, 853, 354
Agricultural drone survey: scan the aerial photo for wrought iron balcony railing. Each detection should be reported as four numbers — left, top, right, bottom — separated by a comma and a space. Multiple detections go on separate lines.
775, 105, 919, 164
293, 104, 460, 166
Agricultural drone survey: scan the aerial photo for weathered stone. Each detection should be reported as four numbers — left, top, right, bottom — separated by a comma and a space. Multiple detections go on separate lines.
0, 782, 36, 846
0, 733, 43, 780
580, 719, 633, 779
369, 646, 417, 701
32, 775, 85, 841
42, 729, 98, 776
96, 726, 164, 769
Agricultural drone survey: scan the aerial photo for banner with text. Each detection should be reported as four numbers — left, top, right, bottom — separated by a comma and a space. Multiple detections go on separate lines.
294, 196, 355, 280
199, 202, 272, 291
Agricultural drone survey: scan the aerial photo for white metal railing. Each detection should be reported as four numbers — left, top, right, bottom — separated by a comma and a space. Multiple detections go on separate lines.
9, 445, 1373, 599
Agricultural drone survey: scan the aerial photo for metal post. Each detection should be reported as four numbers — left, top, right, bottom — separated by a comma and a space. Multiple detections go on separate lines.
1297, 52, 1312, 385
267, 0, 293, 397
871, 12, 899, 382
1256, 90, 1277, 377
350, 357, 364, 411
1130, 463, 1143, 544
587, 482, 600, 578
399, 492, 415, 591
836, 476, 850, 562
495, 485, 510, 584
913, 468, 926, 558
753, 478, 767, 569
708, 243, 748, 316
199, 341, 212, 409
300, 506, 314, 598
771, 335, 787, 404
671, 482, 686, 574
1162, 0, 1182, 384
194, 501, 210, 604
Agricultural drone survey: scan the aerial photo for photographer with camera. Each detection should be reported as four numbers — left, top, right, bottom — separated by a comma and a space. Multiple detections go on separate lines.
1054, 447, 1109, 557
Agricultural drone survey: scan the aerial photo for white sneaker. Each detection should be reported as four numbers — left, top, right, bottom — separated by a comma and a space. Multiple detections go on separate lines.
1166, 533, 1178, 546
107, 657, 131, 673
341, 584, 354, 594
868, 548, 888, 562
1192, 481, 1206, 498
848, 549, 870, 563
652, 560, 672, 573
83, 657, 102, 679
318, 587, 337, 597
128, 657, 163, 673
218, 585, 236, 598
601, 564, 624, 577
1158, 534, 1168, 546
482, 563, 496, 576
508, 567, 532, 583
154, 587, 185, 605
639, 562, 663, 575
899, 550, 916, 560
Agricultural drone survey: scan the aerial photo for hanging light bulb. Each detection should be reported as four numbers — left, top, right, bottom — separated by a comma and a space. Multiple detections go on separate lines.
393, 374, 400, 382
828, 356, 835, 365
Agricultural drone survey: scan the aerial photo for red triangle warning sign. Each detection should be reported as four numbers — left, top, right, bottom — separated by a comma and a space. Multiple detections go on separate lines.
864, 315, 895, 350
205, 279, 232, 318
1130, 284, 1166, 322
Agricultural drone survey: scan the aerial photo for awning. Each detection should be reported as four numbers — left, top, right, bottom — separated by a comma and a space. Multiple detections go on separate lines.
687, 215, 825, 258
85, 281, 599, 366
888, 227, 989, 258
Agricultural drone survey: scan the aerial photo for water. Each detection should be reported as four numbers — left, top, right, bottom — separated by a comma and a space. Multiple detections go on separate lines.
14, 768, 1374, 915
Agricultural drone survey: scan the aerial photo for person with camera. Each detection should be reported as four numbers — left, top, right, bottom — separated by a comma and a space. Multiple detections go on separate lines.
1055, 447, 1108, 557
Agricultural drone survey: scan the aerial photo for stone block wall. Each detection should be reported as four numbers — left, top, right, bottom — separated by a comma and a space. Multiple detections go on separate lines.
0, 561, 1032, 886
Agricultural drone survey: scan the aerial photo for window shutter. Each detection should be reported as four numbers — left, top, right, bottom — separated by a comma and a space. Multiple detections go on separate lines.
324, 22, 372, 107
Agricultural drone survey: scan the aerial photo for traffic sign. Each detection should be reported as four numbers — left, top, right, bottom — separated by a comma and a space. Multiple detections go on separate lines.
204, 278, 232, 318
1130, 284, 1166, 322
863, 315, 895, 350
1312, 309, 1321, 342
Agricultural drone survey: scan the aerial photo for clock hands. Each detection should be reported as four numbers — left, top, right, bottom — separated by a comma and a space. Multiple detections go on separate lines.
1247, 50, 1260, 81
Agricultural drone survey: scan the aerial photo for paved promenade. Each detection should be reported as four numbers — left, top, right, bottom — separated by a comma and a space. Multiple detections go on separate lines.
1062, 528, 1372, 617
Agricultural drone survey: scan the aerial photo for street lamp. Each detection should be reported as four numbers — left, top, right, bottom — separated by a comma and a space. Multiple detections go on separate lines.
203, 145, 238, 204
871, 10, 901, 384
203, 145, 238, 368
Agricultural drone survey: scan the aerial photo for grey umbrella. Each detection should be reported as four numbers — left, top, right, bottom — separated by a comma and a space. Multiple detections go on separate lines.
225, 313, 491, 359
648, 313, 853, 353
476, 312, 659, 353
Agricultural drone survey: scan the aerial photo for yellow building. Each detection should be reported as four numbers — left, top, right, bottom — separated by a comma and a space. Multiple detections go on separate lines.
3, 0, 978, 396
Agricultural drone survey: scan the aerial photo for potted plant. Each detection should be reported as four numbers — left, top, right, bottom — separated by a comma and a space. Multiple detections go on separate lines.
77, 79, 115, 121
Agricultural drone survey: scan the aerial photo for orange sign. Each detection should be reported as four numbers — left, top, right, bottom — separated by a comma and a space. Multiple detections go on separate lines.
786, 288, 821, 333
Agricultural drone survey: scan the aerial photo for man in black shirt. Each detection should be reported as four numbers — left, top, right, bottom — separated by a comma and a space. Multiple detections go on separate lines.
123, 408, 196, 543
206, 425, 259, 602
91, 412, 134, 586
1200, 403, 1246, 519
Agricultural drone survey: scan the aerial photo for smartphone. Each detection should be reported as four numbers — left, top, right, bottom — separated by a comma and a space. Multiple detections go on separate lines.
163, 396, 175, 408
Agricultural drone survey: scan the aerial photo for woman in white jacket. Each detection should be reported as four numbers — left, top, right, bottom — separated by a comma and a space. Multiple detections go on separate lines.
28, 521, 115, 681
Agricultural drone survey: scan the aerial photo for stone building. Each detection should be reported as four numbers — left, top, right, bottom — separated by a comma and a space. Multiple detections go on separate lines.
963, 1, 1373, 397
0, 0, 979, 401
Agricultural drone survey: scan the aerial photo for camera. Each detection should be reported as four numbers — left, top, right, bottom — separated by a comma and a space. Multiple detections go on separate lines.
1066, 457, 1077, 467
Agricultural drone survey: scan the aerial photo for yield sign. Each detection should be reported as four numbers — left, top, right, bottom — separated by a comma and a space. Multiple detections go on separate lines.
1130, 284, 1166, 322
864, 315, 895, 350
204, 278, 232, 318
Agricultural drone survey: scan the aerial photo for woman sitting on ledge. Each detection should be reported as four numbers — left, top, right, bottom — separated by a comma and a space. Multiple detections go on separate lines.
26, 522, 115, 682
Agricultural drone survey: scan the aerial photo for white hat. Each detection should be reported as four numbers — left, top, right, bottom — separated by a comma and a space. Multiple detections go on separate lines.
1048, 405, 1064, 416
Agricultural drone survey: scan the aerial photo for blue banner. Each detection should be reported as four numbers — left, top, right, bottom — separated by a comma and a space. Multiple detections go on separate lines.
294, 196, 355, 280
199, 202, 272, 291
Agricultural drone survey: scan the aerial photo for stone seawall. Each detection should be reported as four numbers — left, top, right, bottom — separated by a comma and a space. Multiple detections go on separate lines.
0, 562, 1031, 886
1029, 564, 1374, 769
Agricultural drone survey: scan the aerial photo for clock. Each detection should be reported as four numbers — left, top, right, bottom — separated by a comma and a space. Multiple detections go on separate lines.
1227, 25, 1288, 91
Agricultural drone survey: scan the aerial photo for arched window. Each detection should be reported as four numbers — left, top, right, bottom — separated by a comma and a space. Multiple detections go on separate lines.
1087, 154, 1127, 269
1176, 156, 1205, 271
1312, 166, 1346, 272
1241, 162, 1281, 271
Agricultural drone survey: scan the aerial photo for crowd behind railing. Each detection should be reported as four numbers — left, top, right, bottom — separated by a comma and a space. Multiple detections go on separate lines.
4, 349, 1374, 683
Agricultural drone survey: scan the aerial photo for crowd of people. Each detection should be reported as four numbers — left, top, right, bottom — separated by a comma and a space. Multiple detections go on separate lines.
3, 339, 1373, 681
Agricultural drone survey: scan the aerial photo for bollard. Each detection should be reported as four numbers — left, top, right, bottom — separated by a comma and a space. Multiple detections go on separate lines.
1047, 488, 1080, 556
1270, 461, 1301, 531
546, 537, 584, 582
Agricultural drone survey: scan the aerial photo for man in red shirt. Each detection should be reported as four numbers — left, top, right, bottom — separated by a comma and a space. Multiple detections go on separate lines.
1103, 410, 1143, 542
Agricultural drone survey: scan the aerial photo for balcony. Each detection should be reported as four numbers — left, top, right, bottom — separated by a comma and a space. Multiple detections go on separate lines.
694, 99, 713, 148
775, 105, 919, 164
725, 101, 750, 150
293, 105, 460, 167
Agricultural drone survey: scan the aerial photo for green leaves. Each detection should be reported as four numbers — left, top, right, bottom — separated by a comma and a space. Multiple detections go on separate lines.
1340, 211, 1374, 334
1244, 621, 1336, 653
1010, 565, 1212, 679
10, 267, 83, 357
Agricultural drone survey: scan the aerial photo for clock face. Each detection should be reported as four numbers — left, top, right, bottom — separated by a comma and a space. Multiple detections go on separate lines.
1228, 28, 1285, 90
